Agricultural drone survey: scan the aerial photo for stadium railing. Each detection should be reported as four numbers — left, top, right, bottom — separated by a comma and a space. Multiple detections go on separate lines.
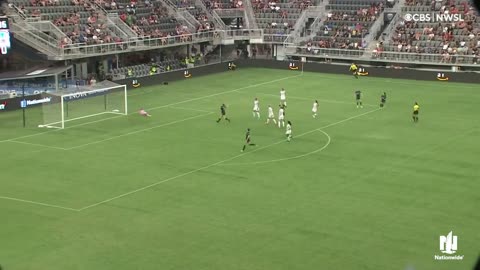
286, 46, 479, 67
264, 34, 290, 44
223, 29, 263, 40
214, 8, 245, 18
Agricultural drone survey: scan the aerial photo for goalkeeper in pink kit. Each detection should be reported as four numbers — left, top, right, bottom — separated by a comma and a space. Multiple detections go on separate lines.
139, 109, 151, 117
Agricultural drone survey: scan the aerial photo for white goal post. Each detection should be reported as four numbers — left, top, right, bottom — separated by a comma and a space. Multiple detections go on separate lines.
40, 81, 128, 129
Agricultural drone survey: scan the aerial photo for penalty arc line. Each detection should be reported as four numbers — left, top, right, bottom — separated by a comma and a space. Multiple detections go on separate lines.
78, 107, 381, 211
0, 74, 302, 144
221, 130, 331, 166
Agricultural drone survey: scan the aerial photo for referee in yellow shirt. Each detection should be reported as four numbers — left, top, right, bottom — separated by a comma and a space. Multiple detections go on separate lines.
412, 102, 420, 123
349, 63, 358, 79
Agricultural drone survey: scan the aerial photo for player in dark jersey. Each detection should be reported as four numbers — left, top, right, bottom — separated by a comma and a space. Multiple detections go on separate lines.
355, 90, 363, 108
380, 92, 387, 107
241, 128, 256, 152
216, 104, 230, 123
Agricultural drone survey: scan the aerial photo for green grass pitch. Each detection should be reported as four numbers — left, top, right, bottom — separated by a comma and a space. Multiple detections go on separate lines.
0, 68, 479, 270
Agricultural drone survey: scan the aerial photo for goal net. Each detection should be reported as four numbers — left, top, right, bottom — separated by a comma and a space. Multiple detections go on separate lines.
39, 80, 127, 129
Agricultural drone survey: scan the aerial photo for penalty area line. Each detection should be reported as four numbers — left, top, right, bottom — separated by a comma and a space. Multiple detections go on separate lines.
257, 92, 378, 107
0, 196, 80, 212
77, 107, 380, 211
5, 140, 69, 150
66, 112, 214, 150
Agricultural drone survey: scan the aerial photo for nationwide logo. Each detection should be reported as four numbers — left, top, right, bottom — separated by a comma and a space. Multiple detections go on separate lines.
20, 97, 52, 107
404, 13, 464, 22
0, 101, 6, 110
434, 231, 464, 261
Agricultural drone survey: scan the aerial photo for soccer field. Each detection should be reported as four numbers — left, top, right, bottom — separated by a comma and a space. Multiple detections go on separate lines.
0, 68, 479, 270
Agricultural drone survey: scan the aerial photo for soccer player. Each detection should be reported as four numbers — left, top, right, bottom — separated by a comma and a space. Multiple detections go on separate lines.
252, 98, 260, 119
412, 102, 420, 123
216, 104, 231, 123
241, 128, 256, 152
280, 88, 287, 107
312, 100, 319, 118
278, 104, 285, 128
139, 108, 151, 117
380, 92, 387, 108
266, 105, 277, 125
355, 90, 363, 108
350, 63, 358, 79
286, 121, 292, 141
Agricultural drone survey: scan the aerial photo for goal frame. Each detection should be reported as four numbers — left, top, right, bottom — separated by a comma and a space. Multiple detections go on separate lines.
42, 84, 128, 129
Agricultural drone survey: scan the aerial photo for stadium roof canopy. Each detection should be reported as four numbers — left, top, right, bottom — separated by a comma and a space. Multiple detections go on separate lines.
0, 66, 73, 82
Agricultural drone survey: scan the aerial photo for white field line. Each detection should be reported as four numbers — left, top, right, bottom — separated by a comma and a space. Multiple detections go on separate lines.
169, 106, 214, 113
257, 92, 378, 107
140, 74, 302, 112
6, 140, 68, 150
0, 74, 301, 144
0, 196, 79, 212
78, 107, 381, 211
66, 112, 214, 150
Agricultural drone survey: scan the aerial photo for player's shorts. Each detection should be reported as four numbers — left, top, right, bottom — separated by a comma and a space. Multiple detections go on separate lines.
356, 98, 361, 101
278, 116, 285, 120
268, 114, 275, 118
253, 107, 259, 112
286, 131, 292, 135
246, 138, 251, 144
280, 97, 286, 102
312, 109, 317, 113
413, 111, 419, 115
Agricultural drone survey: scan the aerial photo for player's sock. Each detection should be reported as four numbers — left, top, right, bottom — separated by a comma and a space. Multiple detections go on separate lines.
226, 118, 230, 122
273, 119, 277, 124
216, 118, 221, 122
242, 145, 246, 151
252, 112, 256, 117
257, 112, 260, 119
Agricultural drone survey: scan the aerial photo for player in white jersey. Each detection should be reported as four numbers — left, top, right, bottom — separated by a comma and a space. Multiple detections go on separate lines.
286, 121, 292, 141
280, 88, 287, 107
265, 105, 277, 125
278, 105, 285, 128
312, 100, 319, 118
252, 98, 260, 119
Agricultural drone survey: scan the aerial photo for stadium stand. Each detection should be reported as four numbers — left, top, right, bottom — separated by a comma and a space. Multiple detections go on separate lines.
252, 0, 310, 42
310, 0, 385, 49
8, 0, 124, 45
377, 0, 480, 64
113, 0, 190, 38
